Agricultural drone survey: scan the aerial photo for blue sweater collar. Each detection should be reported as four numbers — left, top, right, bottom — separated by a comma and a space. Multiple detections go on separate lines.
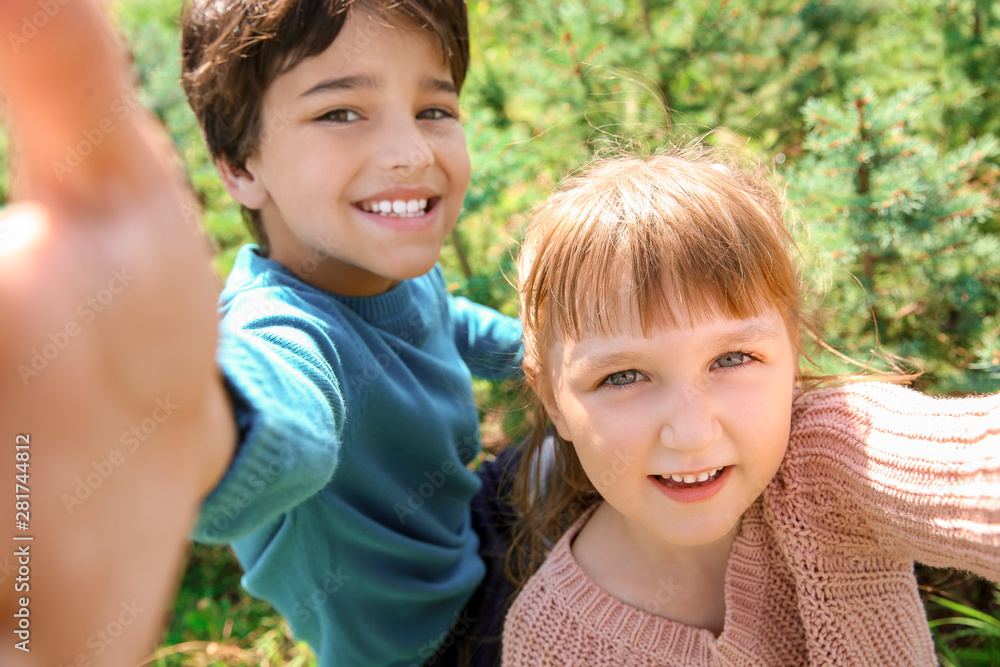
230, 244, 422, 328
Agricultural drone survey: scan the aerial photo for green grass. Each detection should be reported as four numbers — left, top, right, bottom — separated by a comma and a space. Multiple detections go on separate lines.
921, 568, 1000, 667
146, 546, 317, 667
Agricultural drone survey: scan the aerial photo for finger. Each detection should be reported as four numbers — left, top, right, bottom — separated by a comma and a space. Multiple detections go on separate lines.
0, 0, 153, 203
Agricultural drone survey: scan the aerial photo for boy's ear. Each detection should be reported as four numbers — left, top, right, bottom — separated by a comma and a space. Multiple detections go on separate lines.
215, 156, 269, 210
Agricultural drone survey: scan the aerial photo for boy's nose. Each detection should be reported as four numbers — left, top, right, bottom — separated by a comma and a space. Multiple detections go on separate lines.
658, 386, 721, 452
378, 117, 435, 174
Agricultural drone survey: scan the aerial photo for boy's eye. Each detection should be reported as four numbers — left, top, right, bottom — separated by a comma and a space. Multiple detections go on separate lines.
320, 109, 360, 123
604, 369, 642, 386
418, 108, 455, 120
714, 352, 749, 368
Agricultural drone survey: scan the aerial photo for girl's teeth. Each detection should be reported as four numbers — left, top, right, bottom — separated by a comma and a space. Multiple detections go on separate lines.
663, 468, 723, 486
362, 199, 429, 217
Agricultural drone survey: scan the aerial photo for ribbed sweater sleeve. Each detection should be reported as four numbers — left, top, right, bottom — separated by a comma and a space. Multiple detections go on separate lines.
784, 382, 1000, 581
192, 309, 347, 543
449, 295, 523, 381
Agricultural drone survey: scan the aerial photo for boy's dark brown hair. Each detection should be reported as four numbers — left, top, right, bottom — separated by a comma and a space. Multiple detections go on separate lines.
180, 0, 470, 251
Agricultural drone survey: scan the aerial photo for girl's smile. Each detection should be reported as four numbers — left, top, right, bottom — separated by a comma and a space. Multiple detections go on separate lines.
541, 307, 797, 552
650, 464, 732, 503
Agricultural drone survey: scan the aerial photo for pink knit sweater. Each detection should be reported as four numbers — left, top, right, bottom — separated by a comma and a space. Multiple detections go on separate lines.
502, 383, 1000, 666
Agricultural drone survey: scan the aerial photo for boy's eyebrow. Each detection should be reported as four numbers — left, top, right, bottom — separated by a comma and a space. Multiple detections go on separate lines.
301, 74, 379, 98
301, 75, 457, 98
421, 76, 458, 95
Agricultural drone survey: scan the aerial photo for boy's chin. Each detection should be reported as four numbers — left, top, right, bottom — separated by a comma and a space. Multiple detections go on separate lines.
387, 264, 438, 285
385, 252, 446, 282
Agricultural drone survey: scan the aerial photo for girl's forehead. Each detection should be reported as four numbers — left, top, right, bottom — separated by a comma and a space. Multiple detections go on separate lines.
550, 307, 794, 366
548, 285, 795, 354
558, 284, 734, 339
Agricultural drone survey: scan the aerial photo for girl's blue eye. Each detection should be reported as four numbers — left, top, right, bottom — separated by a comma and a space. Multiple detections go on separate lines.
715, 352, 748, 368
605, 370, 640, 386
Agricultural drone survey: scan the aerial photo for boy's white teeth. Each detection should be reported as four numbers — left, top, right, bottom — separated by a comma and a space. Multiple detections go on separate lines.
361, 198, 429, 217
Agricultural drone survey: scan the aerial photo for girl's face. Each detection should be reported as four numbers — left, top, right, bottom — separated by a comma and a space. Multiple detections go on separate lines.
541, 307, 797, 552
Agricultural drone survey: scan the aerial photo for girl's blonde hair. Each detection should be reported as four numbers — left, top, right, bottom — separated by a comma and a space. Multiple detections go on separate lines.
509, 144, 809, 587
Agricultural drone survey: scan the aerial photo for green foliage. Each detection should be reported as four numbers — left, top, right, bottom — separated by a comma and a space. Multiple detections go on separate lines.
922, 570, 1000, 667
2, 0, 996, 663
145, 545, 317, 666
113, 0, 251, 277
786, 82, 1000, 392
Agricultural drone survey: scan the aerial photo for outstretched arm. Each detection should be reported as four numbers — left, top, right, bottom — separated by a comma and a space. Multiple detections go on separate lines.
0, 1, 236, 664
789, 383, 1000, 581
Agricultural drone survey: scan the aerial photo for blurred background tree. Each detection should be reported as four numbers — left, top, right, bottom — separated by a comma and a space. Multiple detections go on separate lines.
2, 0, 996, 664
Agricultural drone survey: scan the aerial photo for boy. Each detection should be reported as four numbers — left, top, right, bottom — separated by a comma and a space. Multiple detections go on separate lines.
181, 1, 522, 665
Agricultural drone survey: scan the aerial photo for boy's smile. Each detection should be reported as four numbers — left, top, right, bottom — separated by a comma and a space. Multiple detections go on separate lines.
219, 11, 471, 296
542, 308, 797, 557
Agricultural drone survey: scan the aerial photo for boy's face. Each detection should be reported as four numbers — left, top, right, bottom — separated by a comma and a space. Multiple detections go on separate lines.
541, 307, 796, 555
221, 11, 470, 296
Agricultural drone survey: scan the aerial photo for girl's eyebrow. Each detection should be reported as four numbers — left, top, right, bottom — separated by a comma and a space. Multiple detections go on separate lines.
707, 322, 782, 349
570, 351, 647, 375
567, 321, 783, 374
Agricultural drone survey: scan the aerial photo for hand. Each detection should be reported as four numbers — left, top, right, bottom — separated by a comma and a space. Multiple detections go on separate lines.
0, 1, 235, 664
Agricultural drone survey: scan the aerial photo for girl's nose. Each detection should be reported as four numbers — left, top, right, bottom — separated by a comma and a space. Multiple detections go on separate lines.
658, 385, 721, 453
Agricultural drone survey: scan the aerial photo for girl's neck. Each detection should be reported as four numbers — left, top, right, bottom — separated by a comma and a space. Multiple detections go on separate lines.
572, 501, 740, 635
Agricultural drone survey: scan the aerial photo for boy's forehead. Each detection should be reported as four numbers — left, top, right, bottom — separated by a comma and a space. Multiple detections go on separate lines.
272, 11, 450, 93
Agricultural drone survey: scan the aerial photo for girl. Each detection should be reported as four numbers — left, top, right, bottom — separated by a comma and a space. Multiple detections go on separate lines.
502, 147, 1000, 665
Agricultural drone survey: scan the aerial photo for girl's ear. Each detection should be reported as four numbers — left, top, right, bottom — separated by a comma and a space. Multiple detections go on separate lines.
215, 156, 269, 210
537, 381, 572, 442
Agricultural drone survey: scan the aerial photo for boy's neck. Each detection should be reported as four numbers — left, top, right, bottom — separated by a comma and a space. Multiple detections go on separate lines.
266, 242, 400, 297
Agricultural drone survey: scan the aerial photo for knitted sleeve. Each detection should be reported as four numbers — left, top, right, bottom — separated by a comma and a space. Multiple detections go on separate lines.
191, 293, 347, 543
449, 294, 523, 381
786, 382, 1000, 581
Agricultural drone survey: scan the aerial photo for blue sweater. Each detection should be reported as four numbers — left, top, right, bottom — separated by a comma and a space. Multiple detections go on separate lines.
193, 246, 523, 666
